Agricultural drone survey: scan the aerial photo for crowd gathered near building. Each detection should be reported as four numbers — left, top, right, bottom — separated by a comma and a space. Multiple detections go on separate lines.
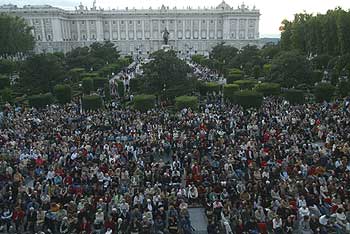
0, 94, 350, 234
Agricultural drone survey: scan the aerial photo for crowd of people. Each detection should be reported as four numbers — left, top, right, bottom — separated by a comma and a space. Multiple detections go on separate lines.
0, 91, 350, 234
190, 63, 224, 84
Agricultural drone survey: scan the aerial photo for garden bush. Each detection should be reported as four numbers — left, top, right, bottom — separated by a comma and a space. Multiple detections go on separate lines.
338, 80, 350, 97
254, 82, 281, 96
93, 77, 108, 89
68, 68, 85, 82
226, 68, 244, 84
117, 80, 125, 97
284, 89, 305, 104
233, 79, 257, 90
28, 93, 54, 108
223, 84, 239, 101
314, 83, 336, 102
233, 90, 263, 109
198, 82, 221, 95
82, 78, 94, 94
175, 96, 198, 110
133, 94, 156, 112
53, 84, 72, 104
104, 83, 111, 100
0, 75, 10, 89
82, 95, 103, 110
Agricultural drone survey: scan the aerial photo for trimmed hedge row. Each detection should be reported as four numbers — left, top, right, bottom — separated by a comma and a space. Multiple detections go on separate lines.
254, 82, 281, 96
133, 94, 156, 112
233, 90, 263, 109
175, 96, 198, 110
226, 68, 244, 84
28, 93, 54, 108
284, 89, 305, 104
117, 80, 125, 97
53, 84, 72, 104
82, 78, 94, 94
82, 95, 103, 110
93, 77, 108, 89
198, 82, 221, 95
223, 84, 239, 101
0, 75, 10, 90
233, 79, 257, 90
314, 83, 336, 102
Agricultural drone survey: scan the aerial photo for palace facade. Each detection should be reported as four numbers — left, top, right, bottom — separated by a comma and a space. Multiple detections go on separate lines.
0, 1, 260, 57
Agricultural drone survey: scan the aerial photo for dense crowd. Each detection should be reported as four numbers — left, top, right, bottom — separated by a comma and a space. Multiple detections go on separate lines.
190, 63, 224, 84
0, 96, 350, 234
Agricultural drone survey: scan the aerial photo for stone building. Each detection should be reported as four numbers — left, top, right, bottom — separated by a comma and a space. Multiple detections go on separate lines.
0, 1, 260, 57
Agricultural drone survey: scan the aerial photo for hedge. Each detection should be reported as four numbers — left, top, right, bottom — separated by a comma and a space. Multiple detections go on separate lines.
223, 84, 239, 101
0, 88, 13, 103
82, 78, 94, 94
233, 79, 257, 90
0, 75, 10, 89
53, 84, 72, 104
254, 82, 281, 96
175, 96, 198, 110
68, 68, 85, 82
284, 89, 305, 104
226, 68, 244, 84
93, 77, 108, 89
82, 95, 103, 110
130, 78, 143, 93
117, 80, 125, 97
104, 83, 111, 100
133, 94, 156, 112
233, 90, 263, 109
199, 82, 221, 95
28, 93, 54, 108
314, 83, 336, 102
338, 80, 350, 97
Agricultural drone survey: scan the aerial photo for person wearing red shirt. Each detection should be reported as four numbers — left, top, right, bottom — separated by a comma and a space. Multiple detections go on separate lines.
12, 206, 25, 232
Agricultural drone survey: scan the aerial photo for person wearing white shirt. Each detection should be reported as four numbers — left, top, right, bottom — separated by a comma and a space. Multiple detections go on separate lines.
272, 215, 282, 233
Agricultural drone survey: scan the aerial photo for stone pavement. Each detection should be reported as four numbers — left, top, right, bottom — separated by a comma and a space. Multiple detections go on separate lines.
188, 208, 208, 234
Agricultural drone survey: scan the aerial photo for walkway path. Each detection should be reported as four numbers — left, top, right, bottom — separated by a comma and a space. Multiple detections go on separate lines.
188, 208, 208, 234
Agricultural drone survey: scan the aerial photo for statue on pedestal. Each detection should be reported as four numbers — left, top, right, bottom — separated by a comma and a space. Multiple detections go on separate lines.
162, 27, 170, 45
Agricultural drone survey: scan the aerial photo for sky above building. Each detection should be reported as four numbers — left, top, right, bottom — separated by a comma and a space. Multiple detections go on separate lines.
4, 0, 350, 37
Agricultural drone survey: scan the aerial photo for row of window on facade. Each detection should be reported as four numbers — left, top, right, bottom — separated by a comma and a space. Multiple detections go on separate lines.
72, 19, 223, 25
54, 29, 255, 41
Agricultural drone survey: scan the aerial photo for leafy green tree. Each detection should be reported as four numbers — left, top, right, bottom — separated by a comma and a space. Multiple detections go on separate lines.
223, 84, 239, 102
270, 51, 312, 87
19, 53, 65, 94
0, 14, 35, 57
338, 80, 350, 97
254, 82, 281, 96
314, 82, 336, 102
142, 50, 192, 99
284, 89, 305, 104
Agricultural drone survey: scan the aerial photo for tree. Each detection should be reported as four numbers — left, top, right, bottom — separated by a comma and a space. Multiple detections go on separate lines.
314, 83, 336, 102
142, 50, 192, 99
270, 51, 312, 87
0, 14, 35, 57
82, 95, 103, 110
0, 75, 10, 89
19, 53, 65, 94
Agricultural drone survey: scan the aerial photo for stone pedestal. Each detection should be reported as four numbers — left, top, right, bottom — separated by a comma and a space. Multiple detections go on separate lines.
161, 44, 170, 52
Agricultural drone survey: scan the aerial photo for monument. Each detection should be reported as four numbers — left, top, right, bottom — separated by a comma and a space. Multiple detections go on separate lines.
161, 27, 171, 51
